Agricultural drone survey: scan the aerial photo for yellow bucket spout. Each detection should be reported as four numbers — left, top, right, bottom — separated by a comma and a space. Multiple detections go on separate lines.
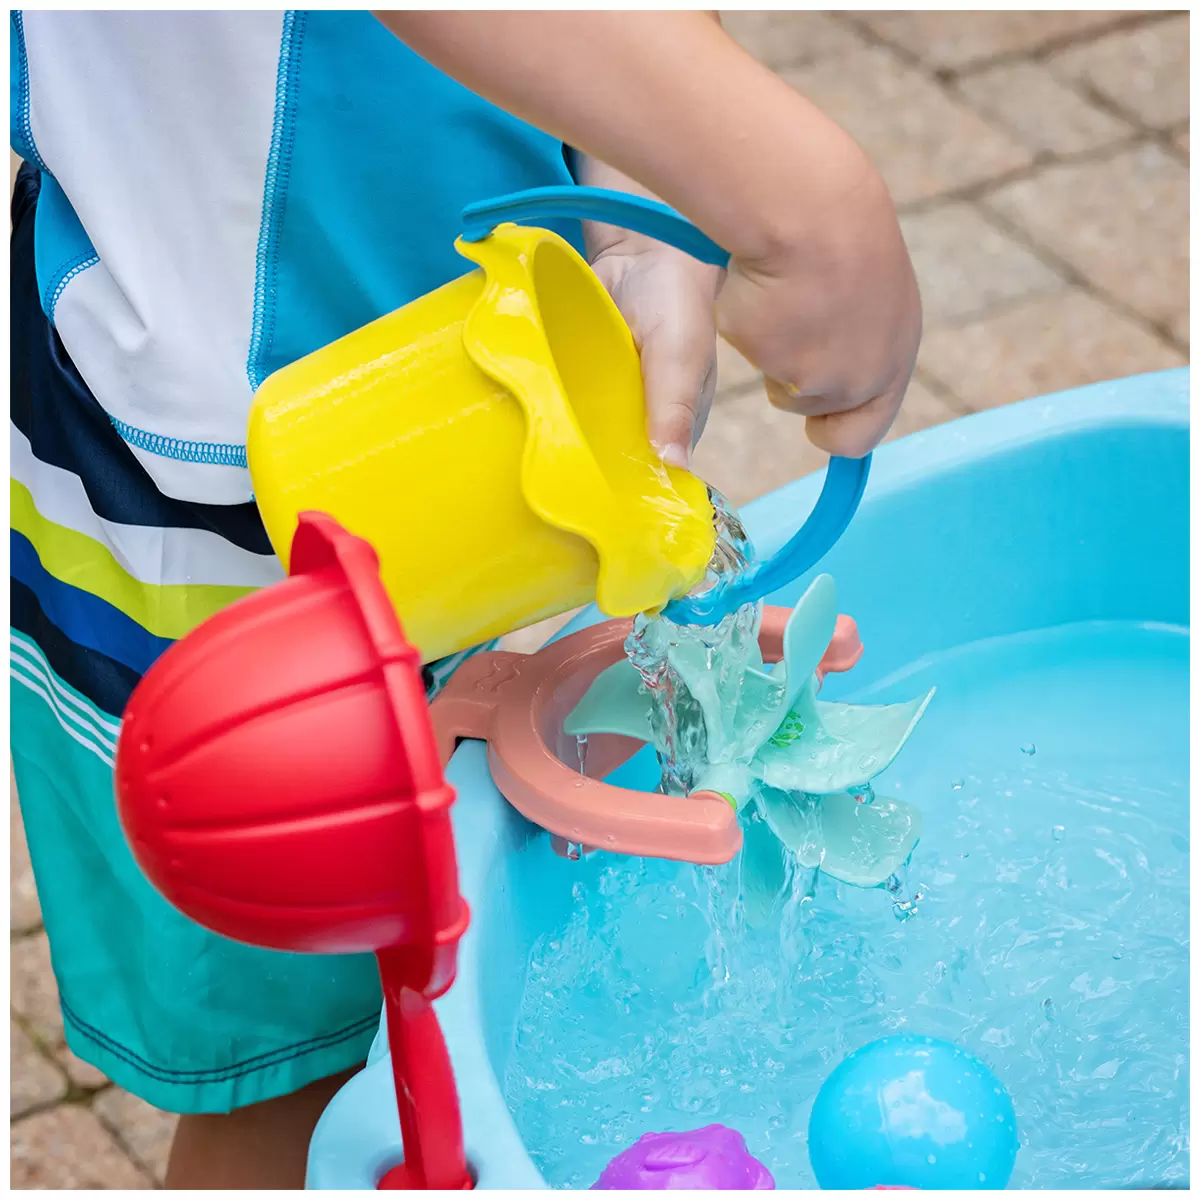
248, 223, 716, 664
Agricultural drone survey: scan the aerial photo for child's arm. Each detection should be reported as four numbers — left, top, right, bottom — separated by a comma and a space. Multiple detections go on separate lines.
376, 10, 920, 459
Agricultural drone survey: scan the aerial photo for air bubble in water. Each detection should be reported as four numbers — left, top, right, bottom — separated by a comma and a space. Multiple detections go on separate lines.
951, 778, 964, 791
1022, 743, 1037, 756
1052, 825, 1065, 841
849, 782, 876, 805
886, 870, 923, 922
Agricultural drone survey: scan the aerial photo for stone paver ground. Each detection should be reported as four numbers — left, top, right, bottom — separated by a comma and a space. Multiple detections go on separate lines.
10, 10, 1189, 1187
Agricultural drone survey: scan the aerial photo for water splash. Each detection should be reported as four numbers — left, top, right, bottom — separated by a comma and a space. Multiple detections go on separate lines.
624, 486, 764, 799
507, 622, 1188, 1189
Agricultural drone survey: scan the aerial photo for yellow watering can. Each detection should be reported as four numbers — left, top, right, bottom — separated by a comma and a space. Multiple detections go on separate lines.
248, 187, 869, 663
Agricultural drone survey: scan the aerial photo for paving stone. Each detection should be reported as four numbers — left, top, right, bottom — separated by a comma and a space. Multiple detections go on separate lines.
10, 1105, 153, 1189
885, 376, 964, 442
918, 287, 1185, 412
1049, 15, 1189, 129
11, 1021, 67, 1118
982, 143, 1188, 330
847, 11, 1141, 72
720, 10, 867, 70
780, 46, 1032, 207
11, 787, 43, 933
11, 931, 65, 1047
691, 384, 829, 509
900, 201, 1064, 327
58, 1043, 111, 1090
957, 60, 1134, 156
715, 336, 761, 397
93, 1087, 178, 1185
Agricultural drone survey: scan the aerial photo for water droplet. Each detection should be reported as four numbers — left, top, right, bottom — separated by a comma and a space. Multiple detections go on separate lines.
575, 733, 589, 774
1112, 949, 1122, 960
951, 778, 964, 791
1021, 743, 1037, 756
565, 842, 583, 861
927, 1154, 937, 1165
1052, 825, 1065, 841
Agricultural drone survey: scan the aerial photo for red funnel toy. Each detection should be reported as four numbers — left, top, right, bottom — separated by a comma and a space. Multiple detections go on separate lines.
115, 512, 471, 1191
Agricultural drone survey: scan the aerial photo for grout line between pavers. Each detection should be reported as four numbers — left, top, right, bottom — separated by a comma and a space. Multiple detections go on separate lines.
921, 278, 1076, 338
1160, 131, 1189, 167
11, 1008, 115, 1103
971, 181, 1188, 355
944, 69, 1145, 157
1065, 73, 1181, 143
1005, 9, 1181, 72
830, 9, 1178, 82
911, 367, 974, 416
10, 1008, 60, 1062
17, 1105, 163, 1191
782, 27, 1162, 208
811, 11, 1044, 156
91, 1104, 168, 1189
894, 133, 1149, 217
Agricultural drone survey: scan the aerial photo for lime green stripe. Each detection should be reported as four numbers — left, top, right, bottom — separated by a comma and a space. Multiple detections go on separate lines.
11, 480, 256, 640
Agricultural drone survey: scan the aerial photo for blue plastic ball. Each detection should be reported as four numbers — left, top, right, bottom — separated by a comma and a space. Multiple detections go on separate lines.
808, 1035, 1018, 1190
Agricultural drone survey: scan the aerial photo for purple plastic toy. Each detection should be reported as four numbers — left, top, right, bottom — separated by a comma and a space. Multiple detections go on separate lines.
592, 1124, 775, 1190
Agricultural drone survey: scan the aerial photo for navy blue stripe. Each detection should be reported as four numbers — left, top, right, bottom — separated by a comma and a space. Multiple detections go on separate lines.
11, 579, 140, 719
10, 166, 273, 556
10, 530, 173, 676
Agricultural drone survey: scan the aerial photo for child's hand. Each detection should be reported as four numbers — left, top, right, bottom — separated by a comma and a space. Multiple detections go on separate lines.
381, 11, 922, 459
717, 143, 922, 460
580, 159, 722, 469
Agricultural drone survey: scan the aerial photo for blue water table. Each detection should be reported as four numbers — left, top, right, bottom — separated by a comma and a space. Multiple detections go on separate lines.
306, 368, 1189, 1189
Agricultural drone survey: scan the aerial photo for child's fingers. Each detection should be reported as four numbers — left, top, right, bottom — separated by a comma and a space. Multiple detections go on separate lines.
802, 387, 904, 459
640, 317, 717, 468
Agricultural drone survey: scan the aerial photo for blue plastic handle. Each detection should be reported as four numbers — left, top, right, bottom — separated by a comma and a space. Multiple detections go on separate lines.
461, 186, 871, 625
662, 453, 871, 625
461, 186, 730, 268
